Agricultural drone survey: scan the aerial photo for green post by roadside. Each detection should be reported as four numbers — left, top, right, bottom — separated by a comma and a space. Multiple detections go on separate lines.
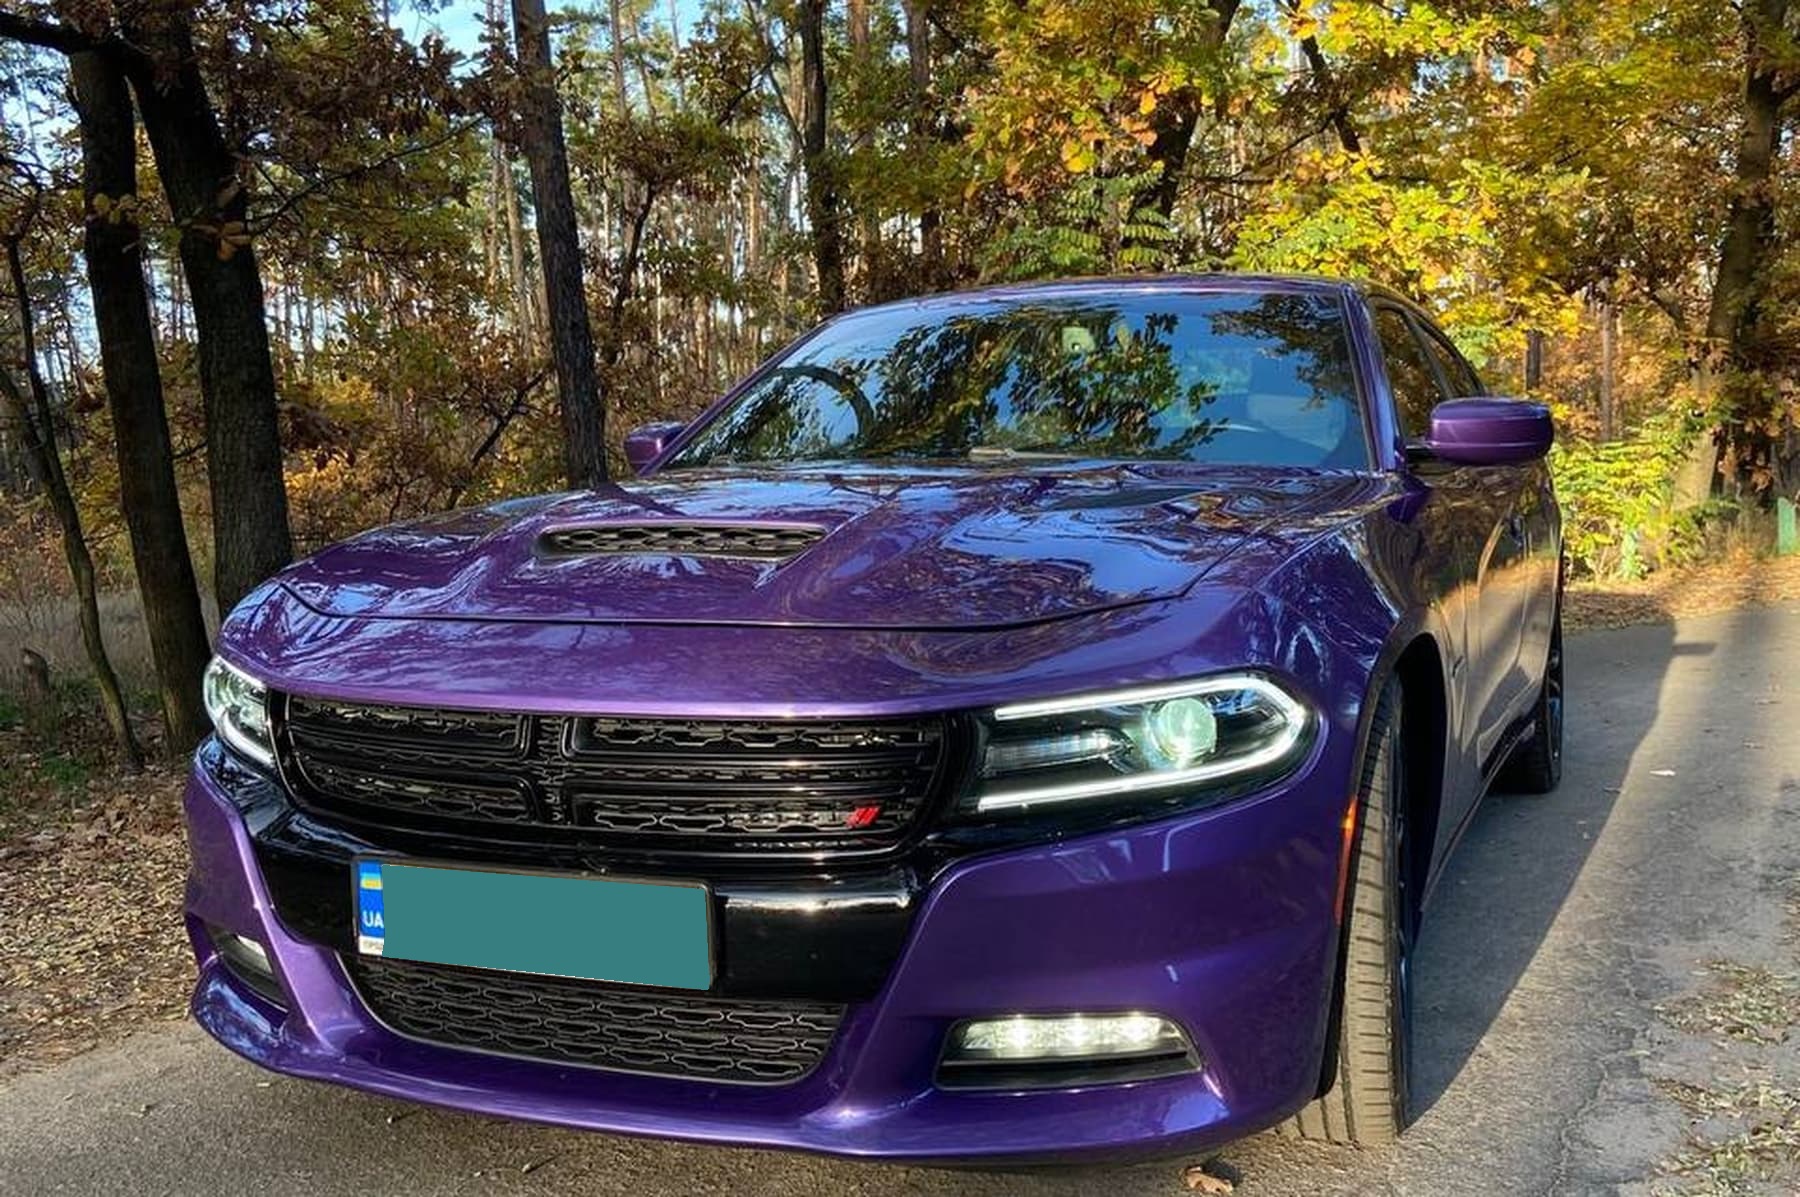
1778, 497, 1798, 557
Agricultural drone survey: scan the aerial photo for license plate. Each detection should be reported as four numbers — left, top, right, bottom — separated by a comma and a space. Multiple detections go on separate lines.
353, 858, 713, 990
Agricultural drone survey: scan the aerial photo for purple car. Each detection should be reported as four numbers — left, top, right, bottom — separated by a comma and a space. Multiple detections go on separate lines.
185, 275, 1562, 1161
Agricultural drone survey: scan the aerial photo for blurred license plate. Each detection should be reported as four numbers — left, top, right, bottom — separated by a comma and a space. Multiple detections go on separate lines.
353, 858, 712, 990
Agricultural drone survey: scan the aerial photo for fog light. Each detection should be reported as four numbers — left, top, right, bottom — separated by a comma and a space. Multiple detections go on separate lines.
210, 926, 285, 1007
952, 1013, 1184, 1059
938, 1012, 1198, 1090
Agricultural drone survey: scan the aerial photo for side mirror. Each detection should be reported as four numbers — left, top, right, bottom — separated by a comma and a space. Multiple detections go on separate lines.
622, 421, 688, 475
1421, 398, 1554, 466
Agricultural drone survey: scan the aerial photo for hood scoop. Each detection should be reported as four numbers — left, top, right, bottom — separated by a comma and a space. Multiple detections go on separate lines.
538, 521, 826, 561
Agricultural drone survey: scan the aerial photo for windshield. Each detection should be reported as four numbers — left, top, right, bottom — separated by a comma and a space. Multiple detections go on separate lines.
666, 290, 1368, 470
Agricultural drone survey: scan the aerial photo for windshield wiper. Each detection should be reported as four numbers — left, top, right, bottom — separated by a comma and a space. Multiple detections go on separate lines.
966, 445, 1081, 462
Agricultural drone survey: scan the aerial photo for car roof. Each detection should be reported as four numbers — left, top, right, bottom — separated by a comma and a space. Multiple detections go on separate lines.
844, 273, 1377, 319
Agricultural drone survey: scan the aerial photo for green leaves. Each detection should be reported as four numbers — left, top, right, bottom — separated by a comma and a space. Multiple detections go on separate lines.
1553, 409, 1712, 579
1228, 149, 1580, 359
963, 0, 1228, 197
980, 170, 1178, 280
87, 193, 139, 227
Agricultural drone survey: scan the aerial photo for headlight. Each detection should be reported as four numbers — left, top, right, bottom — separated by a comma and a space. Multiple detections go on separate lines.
966, 673, 1311, 814
203, 656, 274, 768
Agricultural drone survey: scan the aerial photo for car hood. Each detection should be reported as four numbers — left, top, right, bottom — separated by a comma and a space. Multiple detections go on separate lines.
277, 463, 1385, 631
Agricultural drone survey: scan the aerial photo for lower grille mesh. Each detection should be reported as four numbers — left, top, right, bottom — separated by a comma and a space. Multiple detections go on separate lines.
346, 956, 843, 1084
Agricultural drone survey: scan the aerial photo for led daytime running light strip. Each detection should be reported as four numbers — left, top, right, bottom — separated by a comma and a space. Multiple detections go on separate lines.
979, 674, 1310, 812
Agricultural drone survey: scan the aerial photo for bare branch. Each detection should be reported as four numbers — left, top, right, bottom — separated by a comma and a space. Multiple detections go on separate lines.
247, 118, 484, 233
0, 11, 97, 54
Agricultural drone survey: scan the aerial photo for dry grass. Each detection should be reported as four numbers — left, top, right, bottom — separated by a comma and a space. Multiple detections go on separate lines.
0, 589, 218, 711
0, 657, 195, 1078
1567, 551, 1800, 632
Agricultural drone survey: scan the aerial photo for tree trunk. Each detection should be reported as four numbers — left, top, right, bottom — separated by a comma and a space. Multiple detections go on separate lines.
19, 648, 54, 739
902, 0, 940, 274
501, 160, 538, 348
798, 0, 846, 314
2, 237, 142, 772
602, 186, 657, 376
168, 245, 187, 340
1705, 1, 1787, 353
70, 52, 213, 751
847, 0, 876, 293
1297, 29, 1362, 155
1597, 287, 1617, 441
485, 154, 501, 293
1703, 0, 1791, 499
1136, 0, 1241, 221
302, 289, 315, 367
607, 0, 631, 112
119, 19, 292, 614
512, 0, 607, 488
55, 291, 87, 386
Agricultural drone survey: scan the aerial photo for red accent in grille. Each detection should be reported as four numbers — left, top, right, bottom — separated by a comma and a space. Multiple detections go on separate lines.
844, 804, 883, 830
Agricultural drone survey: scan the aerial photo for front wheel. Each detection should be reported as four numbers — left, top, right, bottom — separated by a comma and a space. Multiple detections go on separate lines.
1283, 681, 1412, 1145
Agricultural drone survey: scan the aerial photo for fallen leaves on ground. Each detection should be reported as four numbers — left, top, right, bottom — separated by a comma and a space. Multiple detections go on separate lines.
1566, 551, 1800, 632
1650, 887, 1800, 1194
1181, 1164, 1235, 1193
1658, 962, 1800, 1047
0, 741, 191, 1078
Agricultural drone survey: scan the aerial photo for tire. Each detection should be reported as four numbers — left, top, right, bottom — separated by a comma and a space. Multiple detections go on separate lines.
1499, 592, 1564, 795
1283, 681, 1412, 1146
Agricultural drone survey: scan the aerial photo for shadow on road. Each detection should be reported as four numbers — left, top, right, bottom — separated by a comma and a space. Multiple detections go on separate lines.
1405, 609, 1683, 1117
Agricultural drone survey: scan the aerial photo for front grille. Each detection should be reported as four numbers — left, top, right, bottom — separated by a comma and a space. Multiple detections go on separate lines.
346, 956, 842, 1083
276, 696, 950, 856
539, 523, 824, 560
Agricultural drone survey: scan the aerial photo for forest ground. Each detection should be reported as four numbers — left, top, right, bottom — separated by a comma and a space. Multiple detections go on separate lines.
2, 562, 1799, 1193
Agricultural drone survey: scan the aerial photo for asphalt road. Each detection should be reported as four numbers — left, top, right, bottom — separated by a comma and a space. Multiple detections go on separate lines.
5, 606, 1800, 1196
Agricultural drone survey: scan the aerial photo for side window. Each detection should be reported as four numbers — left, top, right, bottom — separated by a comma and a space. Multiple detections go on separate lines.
1418, 325, 1483, 397
1372, 305, 1446, 440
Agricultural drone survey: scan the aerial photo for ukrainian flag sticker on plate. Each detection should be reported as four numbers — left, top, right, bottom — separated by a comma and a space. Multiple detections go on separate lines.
356, 859, 386, 955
